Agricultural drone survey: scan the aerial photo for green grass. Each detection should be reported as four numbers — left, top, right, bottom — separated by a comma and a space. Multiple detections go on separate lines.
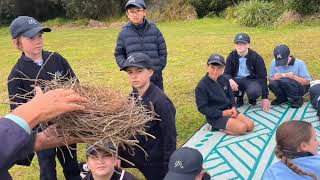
1, 17, 319, 179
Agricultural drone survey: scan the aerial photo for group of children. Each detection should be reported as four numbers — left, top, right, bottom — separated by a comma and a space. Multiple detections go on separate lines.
195, 32, 319, 136
6, 0, 320, 179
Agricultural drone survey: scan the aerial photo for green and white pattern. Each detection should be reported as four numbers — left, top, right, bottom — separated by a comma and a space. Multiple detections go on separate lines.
184, 102, 320, 180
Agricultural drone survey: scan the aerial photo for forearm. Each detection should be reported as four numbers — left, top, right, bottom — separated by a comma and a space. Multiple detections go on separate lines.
11, 104, 40, 129
292, 75, 310, 85
34, 132, 79, 152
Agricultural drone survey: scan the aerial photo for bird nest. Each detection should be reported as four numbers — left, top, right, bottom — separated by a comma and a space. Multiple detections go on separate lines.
9, 73, 156, 164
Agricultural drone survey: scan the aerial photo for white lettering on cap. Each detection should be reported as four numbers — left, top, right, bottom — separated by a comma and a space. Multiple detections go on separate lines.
28, 19, 37, 25
127, 55, 135, 63
277, 54, 282, 59
239, 35, 243, 39
214, 55, 219, 60
174, 160, 184, 169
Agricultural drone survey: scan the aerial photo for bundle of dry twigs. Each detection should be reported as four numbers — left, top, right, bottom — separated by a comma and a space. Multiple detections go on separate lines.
9, 73, 156, 161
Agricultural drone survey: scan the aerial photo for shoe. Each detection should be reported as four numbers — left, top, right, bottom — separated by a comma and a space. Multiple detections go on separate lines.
271, 98, 287, 105
236, 97, 244, 108
291, 98, 303, 108
249, 99, 257, 106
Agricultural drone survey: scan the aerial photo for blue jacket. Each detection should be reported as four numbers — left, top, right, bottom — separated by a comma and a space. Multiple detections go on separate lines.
114, 19, 167, 81
0, 118, 35, 180
195, 74, 236, 123
263, 155, 320, 179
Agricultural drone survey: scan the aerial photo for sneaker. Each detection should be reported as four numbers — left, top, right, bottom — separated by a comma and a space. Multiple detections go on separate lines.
291, 98, 303, 108
236, 97, 244, 108
271, 98, 287, 105
249, 99, 257, 106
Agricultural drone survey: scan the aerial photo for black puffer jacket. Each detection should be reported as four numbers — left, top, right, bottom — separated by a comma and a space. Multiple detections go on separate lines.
114, 19, 167, 81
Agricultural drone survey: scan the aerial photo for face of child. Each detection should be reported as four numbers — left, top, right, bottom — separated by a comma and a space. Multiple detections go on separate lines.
207, 64, 224, 81
17, 32, 44, 58
126, 7, 146, 25
126, 67, 153, 89
87, 151, 116, 178
235, 42, 249, 55
299, 127, 319, 155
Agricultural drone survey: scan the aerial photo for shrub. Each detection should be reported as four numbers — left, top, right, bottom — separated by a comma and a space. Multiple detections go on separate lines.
283, 0, 320, 15
189, 0, 242, 18
61, 0, 124, 19
236, 0, 282, 27
0, 0, 16, 25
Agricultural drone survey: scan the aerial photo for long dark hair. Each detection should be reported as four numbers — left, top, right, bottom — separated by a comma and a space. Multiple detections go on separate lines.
275, 121, 318, 180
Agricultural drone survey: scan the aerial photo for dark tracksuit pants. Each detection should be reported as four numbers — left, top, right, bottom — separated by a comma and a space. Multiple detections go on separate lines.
234, 77, 262, 100
37, 144, 80, 180
268, 78, 308, 102
310, 84, 320, 116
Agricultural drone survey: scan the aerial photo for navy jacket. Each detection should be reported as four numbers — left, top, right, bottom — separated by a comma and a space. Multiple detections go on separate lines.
195, 74, 236, 123
8, 51, 76, 110
0, 118, 35, 180
114, 19, 167, 81
310, 84, 320, 116
121, 83, 176, 168
224, 49, 269, 99
7, 51, 76, 165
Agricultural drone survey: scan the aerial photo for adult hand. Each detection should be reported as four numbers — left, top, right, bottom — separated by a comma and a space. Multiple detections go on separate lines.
12, 87, 87, 128
34, 125, 85, 152
261, 98, 270, 112
229, 79, 239, 91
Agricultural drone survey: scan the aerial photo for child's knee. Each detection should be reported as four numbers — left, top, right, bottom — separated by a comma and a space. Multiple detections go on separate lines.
234, 122, 247, 135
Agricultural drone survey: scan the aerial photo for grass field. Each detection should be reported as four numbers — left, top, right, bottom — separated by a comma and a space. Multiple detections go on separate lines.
0, 18, 319, 179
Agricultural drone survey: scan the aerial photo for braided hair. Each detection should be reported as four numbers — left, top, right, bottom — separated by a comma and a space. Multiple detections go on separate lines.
275, 121, 318, 180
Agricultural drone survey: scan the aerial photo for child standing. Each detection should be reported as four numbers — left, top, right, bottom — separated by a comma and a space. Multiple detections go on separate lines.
8, 16, 81, 180
114, 0, 167, 90
195, 54, 254, 135
119, 52, 176, 180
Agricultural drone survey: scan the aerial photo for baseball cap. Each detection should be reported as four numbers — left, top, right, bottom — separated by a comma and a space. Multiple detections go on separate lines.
120, 52, 153, 71
10, 16, 51, 39
207, 54, 225, 66
234, 33, 250, 44
86, 143, 115, 157
274, 44, 290, 66
164, 147, 204, 180
125, 0, 146, 9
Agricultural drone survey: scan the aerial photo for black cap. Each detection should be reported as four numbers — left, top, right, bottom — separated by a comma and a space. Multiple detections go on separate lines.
125, 0, 146, 9
164, 147, 204, 180
207, 54, 225, 66
274, 44, 290, 66
234, 33, 250, 44
120, 52, 153, 71
10, 16, 51, 39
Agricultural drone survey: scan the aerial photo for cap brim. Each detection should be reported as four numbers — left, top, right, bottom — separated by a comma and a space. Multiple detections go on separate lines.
22, 27, 51, 38
275, 58, 288, 66
120, 64, 146, 71
234, 40, 249, 44
125, 3, 144, 9
208, 61, 225, 66
164, 171, 198, 180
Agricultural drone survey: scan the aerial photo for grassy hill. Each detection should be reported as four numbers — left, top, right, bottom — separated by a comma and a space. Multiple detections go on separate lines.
0, 18, 319, 179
